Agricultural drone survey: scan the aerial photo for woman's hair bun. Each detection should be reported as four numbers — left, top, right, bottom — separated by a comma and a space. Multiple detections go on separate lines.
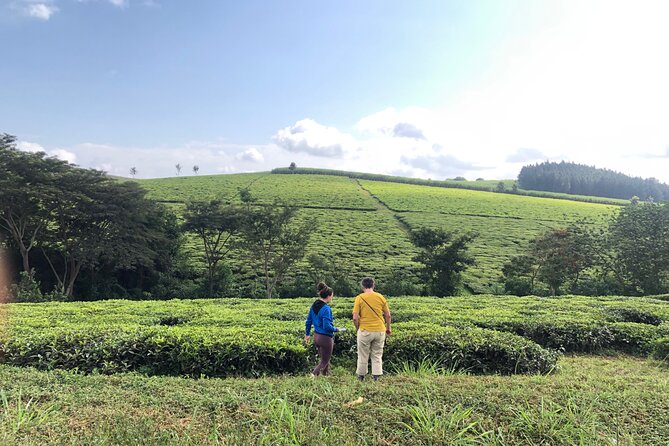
317, 282, 333, 298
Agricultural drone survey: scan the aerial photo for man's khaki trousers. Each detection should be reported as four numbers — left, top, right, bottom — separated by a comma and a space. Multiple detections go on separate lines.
356, 330, 386, 376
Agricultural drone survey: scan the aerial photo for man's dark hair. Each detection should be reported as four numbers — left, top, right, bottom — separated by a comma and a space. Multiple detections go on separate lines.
360, 277, 375, 290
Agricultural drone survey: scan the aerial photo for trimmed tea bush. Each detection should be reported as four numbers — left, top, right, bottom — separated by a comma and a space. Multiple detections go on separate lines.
1, 295, 667, 377
651, 337, 669, 361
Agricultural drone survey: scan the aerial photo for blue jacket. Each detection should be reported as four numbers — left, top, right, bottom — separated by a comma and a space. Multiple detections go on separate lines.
305, 300, 337, 337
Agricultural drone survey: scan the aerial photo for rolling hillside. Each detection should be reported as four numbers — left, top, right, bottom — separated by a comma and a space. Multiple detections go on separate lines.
139, 171, 617, 294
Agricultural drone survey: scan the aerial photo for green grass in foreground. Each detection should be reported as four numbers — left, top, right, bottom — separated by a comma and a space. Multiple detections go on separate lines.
0, 356, 666, 445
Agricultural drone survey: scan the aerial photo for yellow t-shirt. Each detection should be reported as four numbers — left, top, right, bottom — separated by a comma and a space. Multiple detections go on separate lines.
353, 291, 389, 332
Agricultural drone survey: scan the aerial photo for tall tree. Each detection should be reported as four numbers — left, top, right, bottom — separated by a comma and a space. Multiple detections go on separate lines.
503, 226, 595, 296
608, 202, 669, 295
0, 136, 68, 276
410, 227, 477, 296
40, 169, 173, 298
182, 200, 242, 296
239, 199, 316, 298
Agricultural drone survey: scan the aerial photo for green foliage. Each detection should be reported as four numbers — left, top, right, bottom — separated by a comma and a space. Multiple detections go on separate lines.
9, 271, 44, 302
3, 296, 615, 376
411, 228, 477, 296
136, 172, 618, 295
651, 336, 669, 361
239, 198, 317, 298
503, 226, 595, 296
519, 160, 669, 201
0, 141, 182, 299
305, 253, 357, 297
608, 202, 669, 295
0, 355, 666, 444
4, 294, 668, 378
384, 323, 558, 375
380, 267, 422, 297
272, 167, 628, 204
181, 200, 242, 297
399, 400, 486, 445
0, 389, 57, 434
507, 397, 603, 445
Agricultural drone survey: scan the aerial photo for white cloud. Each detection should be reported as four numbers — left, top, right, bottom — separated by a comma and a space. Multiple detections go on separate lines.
17, 141, 77, 164
17, 141, 45, 153
26, 3, 58, 20
236, 148, 264, 163
49, 149, 77, 164
273, 118, 358, 158
108, 0, 127, 8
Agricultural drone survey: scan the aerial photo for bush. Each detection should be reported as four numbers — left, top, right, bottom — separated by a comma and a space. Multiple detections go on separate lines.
10, 272, 46, 302
384, 323, 558, 375
381, 269, 421, 297
651, 337, 669, 361
2, 295, 667, 377
606, 308, 662, 326
0, 328, 310, 378
473, 318, 664, 354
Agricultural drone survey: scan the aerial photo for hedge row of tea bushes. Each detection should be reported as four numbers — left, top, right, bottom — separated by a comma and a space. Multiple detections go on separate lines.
2, 295, 667, 377
0, 328, 309, 377
0, 322, 557, 377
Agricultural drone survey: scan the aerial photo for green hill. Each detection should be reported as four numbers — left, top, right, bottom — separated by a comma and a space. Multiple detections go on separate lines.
138, 171, 617, 295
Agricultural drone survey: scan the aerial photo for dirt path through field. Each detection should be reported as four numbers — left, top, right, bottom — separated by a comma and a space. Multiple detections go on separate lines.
353, 179, 413, 236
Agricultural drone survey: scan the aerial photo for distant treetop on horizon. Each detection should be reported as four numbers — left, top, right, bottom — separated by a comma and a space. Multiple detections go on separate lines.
518, 161, 669, 201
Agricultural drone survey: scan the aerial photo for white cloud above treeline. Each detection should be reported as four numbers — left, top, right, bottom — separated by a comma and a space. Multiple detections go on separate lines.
236, 148, 264, 163
17, 141, 77, 164
273, 119, 358, 158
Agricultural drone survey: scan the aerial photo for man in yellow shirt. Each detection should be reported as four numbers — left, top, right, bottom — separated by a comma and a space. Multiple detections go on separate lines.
352, 277, 391, 381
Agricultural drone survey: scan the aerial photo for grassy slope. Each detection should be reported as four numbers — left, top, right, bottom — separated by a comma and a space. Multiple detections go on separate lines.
0, 356, 667, 445
138, 173, 616, 294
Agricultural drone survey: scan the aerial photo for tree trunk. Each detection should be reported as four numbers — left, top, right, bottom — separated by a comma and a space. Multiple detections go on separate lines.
208, 264, 215, 297
19, 245, 31, 276
65, 260, 82, 298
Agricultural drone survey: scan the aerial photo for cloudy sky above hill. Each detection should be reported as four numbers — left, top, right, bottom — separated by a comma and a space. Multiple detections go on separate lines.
2, 0, 669, 181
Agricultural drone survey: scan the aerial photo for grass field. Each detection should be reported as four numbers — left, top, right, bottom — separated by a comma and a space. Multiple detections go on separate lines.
0, 355, 666, 445
138, 172, 616, 295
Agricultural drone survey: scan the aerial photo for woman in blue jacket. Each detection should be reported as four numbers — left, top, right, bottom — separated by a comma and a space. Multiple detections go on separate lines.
304, 282, 343, 376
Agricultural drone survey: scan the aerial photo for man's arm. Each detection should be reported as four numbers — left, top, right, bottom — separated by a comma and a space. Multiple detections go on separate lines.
352, 312, 360, 331
384, 310, 391, 335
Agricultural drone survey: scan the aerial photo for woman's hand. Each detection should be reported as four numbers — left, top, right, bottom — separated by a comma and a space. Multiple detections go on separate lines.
304, 335, 311, 344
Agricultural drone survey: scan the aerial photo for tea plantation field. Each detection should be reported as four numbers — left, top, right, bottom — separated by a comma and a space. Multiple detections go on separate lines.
1, 295, 668, 444
139, 172, 616, 294
3, 295, 668, 377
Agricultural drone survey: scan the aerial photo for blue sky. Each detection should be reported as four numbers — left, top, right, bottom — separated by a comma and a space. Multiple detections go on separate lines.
2, 0, 669, 181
